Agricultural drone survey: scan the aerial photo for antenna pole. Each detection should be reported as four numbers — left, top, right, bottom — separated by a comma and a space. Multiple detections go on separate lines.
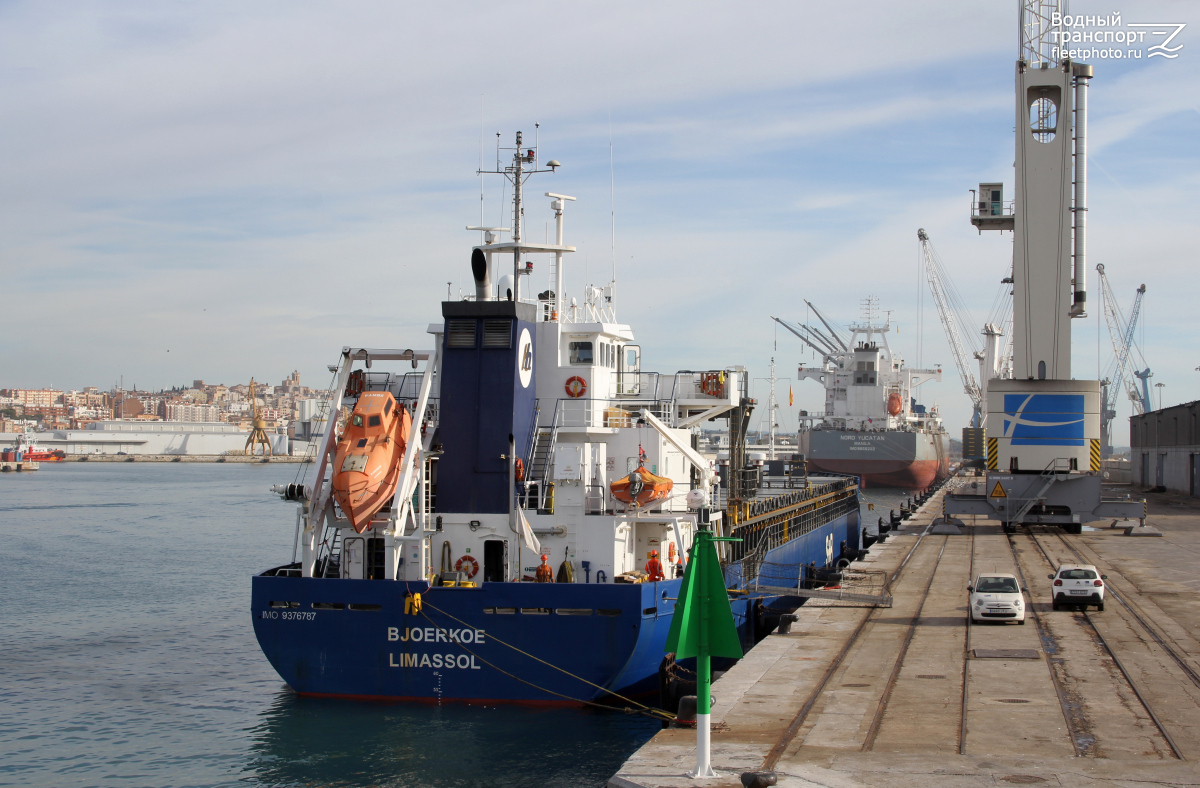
609, 120, 617, 305
768, 358, 777, 461
512, 131, 524, 303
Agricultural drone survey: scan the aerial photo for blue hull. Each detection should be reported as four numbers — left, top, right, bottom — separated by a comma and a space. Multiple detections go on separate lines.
252, 509, 860, 704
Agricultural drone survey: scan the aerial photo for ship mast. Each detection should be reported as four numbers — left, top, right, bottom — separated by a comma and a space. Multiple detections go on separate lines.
476, 130, 567, 310
767, 358, 777, 460
511, 131, 525, 303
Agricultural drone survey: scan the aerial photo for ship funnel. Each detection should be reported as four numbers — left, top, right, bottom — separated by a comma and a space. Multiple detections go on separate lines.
471, 248, 491, 302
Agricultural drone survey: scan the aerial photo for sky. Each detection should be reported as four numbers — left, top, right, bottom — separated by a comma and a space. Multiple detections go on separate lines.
1, 0, 1196, 438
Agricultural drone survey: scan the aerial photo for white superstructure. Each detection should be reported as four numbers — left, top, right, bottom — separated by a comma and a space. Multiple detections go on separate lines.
777, 302, 943, 433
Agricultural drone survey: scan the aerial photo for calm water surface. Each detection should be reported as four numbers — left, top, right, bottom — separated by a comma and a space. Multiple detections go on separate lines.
0, 464, 657, 788
857, 486, 913, 530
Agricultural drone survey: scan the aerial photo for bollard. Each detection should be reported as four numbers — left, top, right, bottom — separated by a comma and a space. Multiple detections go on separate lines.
740, 772, 778, 788
777, 613, 799, 634
675, 695, 697, 726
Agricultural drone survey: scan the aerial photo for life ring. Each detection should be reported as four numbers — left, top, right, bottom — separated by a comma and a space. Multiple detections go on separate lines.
345, 370, 365, 398
454, 555, 479, 578
565, 376, 587, 398
514, 458, 525, 482
700, 371, 725, 397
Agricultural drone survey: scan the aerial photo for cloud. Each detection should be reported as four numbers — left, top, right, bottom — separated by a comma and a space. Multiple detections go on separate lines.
0, 0, 1196, 434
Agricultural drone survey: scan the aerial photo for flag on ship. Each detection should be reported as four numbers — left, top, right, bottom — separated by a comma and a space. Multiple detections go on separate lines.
517, 507, 541, 555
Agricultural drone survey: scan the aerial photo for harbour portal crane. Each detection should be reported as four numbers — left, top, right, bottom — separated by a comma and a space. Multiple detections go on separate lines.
244, 378, 274, 456
917, 229, 984, 426
942, 0, 1145, 532
1097, 264, 1148, 455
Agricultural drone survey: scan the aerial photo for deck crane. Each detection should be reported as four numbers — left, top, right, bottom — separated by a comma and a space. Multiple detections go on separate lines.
1097, 264, 1148, 455
772, 300, 850, 364
771, 317, 836, 363
916, 229, 984, 426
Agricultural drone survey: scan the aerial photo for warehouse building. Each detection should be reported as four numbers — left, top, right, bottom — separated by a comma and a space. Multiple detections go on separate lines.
1130, 400, 1200, 495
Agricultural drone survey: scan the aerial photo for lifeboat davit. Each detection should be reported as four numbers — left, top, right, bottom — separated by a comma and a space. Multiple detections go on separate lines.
610, 463, 673, 508
332, 391, 412, 533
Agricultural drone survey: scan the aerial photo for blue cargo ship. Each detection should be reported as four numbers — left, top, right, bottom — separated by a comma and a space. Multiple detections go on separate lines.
252, 133, 863, 705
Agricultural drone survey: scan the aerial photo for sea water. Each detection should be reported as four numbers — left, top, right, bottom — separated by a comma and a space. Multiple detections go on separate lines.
857, 486, 913, 532
0, 464, 657, 788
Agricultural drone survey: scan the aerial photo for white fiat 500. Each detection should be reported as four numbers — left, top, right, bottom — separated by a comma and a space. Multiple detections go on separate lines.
969, 573, 1026, 624
1049, 564, 1107, 611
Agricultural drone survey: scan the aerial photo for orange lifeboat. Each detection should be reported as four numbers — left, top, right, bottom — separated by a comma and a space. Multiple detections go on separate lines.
887, 392, 903, 416
610, 462, 674, 508
332, 391, 412, 533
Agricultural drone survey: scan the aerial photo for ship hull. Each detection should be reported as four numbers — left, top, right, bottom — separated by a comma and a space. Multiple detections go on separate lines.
251, 508, 860, 704
800, 429, 948, 489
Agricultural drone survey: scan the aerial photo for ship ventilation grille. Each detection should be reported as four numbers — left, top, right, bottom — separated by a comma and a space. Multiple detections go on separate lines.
482, 320, 512, 348
447, 320, 477, 348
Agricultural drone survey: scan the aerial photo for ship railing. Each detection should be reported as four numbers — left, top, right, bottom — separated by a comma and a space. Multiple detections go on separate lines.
723, 477, 858, 559
394, 372, 428, 400
672, 371, 734, 402
523, 398, 541, 464
552, 397, 672, 429
610, 370, 743, 406
616, 371, 659, 398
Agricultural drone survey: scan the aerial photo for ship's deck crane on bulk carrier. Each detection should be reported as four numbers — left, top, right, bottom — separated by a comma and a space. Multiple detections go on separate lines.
1097, 265, 1149, 456
943, 0, 1144, 533
917, 229, 985, 427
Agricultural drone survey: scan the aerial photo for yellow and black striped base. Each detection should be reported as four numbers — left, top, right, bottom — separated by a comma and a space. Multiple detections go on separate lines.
1090, 439, 1101, 472
986, 438, 998, 470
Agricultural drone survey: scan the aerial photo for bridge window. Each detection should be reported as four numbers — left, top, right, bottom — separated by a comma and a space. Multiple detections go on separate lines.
569, 341, 593, 365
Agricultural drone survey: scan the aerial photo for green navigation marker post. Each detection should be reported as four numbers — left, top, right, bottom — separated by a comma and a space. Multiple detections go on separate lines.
664, 526, 742, 779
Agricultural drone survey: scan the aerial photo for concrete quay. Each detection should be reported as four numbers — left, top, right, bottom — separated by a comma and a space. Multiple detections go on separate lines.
610, 482, 1200, 787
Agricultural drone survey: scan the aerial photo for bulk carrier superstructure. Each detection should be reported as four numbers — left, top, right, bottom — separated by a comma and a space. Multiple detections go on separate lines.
250, 133, 867, 706
776, 301, 949, 489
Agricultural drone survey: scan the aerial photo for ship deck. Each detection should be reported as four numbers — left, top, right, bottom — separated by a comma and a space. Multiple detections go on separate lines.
609, 481, 1200, 787
712, 474, 852, 507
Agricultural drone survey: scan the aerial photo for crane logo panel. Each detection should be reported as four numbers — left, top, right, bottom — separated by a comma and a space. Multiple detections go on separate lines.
1002, 394, 1085, 447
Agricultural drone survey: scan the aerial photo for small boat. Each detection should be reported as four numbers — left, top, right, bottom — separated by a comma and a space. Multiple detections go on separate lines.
610, 462, 673, 508
331, 391, 412, 533
10, 432, 65, 462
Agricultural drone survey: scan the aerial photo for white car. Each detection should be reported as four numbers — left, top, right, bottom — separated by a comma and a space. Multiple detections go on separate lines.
1049, 564, 1106, 611
969, 573, 1026, 624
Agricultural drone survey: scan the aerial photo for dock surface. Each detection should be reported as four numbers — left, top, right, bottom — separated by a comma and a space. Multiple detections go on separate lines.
610, 482, 1200, 787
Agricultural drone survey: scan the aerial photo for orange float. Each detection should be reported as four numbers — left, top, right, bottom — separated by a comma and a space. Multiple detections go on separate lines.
332, 391, 412, 533
565, 376, 587, 398
345, 369, 365, 398
700, 371, 725, 397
